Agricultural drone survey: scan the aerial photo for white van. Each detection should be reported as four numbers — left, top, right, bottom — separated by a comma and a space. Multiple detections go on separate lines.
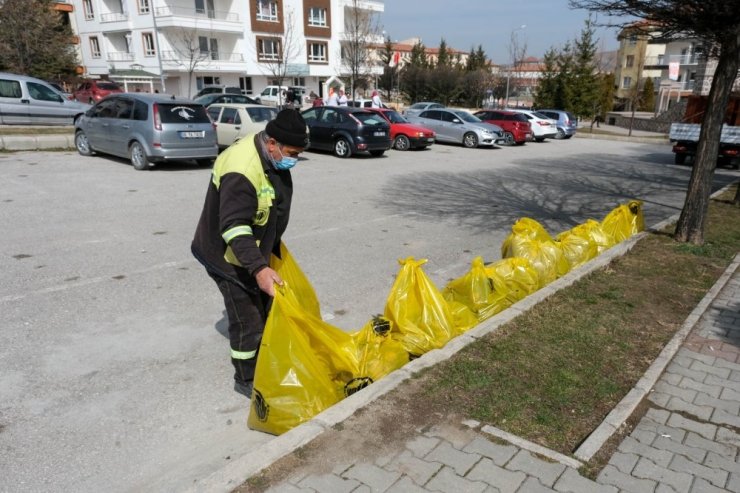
0, 72, 90, 125
255, 85, 289, 106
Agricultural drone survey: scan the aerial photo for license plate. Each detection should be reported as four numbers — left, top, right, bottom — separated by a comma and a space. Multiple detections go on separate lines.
180, 131, 204, 139
427, 138, 434, 142
373, 131, 385, 137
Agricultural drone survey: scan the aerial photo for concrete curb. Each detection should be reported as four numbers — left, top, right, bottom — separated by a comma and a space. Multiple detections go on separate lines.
0, 133, 75, 151
192, 182, 739, 492
574, 132, 670, 145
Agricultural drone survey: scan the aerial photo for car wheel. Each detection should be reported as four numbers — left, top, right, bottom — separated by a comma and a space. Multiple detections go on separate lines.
334, 137, 352, 158
369, 150, 385, 157
196, 159, 214, 167
463, 132, 478, 148
564, 134, 573, 139
503, 132, 515, 145
674, 153, 687, 165
74, 130, 93, 156
555, 129, 566, 139
129, 141, 151, 170
393, 135, 410, 151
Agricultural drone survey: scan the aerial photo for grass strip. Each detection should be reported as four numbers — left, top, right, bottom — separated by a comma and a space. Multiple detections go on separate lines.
421, 187, 740, 455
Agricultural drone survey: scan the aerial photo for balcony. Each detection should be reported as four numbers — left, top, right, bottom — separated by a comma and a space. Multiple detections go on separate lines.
99, 11, 129, 23
107, 51, 135, 62
643, 55, 667, 68
160, 51, 245, 71
154, 5, 243, 33
667, 53, 700, 65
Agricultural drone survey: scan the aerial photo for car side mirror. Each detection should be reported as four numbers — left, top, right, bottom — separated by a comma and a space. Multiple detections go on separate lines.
452, 119, 461, 124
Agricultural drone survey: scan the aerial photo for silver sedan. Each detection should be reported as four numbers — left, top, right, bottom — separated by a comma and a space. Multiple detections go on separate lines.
407, 108, 503, 148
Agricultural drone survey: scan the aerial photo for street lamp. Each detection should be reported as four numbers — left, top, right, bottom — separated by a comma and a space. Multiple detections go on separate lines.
504, 24, 526, 109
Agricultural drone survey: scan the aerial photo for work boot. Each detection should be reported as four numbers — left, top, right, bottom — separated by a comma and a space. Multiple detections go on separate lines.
234, 380, 254, 399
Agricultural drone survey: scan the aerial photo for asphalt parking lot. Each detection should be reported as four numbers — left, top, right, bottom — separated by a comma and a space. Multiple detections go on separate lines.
1, 138, 738, 492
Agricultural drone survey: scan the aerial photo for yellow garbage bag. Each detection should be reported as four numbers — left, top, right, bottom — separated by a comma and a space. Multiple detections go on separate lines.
484, 257, 539, 305
444, 257, 510, 322
384, 257, 460, 357
578, 219, 614, 253
601, 200, 645, 243
501, 234, 569, 288
351, 315, 409, 383
556, 224, 599, 269
270, 242, 321, 319
447, 299, 480, 333
248, 284, 366, 436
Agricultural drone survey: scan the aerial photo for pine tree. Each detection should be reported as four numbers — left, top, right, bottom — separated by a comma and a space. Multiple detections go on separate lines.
640, 77, 655, 111
570, 17, 599, 119
436, 39, 450, 68
534, 48, 559, 109
0, 0, 78, 80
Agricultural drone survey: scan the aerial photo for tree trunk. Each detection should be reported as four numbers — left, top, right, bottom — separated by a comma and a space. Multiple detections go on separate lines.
675, 32, 740, 244
734, 183, 740, 206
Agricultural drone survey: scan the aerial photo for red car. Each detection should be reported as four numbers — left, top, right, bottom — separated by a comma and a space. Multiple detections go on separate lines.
73, 79, 123, 104
367, 107, 435, 150
473, 110, 533, 145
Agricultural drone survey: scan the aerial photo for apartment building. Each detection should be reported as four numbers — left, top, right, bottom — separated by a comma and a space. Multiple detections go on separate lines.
66, 0, 384, 98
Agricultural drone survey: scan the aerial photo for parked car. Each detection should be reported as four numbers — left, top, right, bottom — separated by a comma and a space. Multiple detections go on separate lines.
0, 72, 90, 125
402, 101, 444, 117
194, 93, 260, 107
406, 108, 503, 148
367, 107, 435, 150
536, 109, 578, 139
473, 110, 533, 145
255, 85, 289, 106
508, 109, 558, 142
74, 93, 218, 170
206, 103, 278, 149
348, 99, 389, 109
300, 106, 391, 158
72, 79, 123, 104
193, 85, 243, 99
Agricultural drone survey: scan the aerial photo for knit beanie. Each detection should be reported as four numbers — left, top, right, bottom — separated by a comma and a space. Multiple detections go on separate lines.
266, 109, 309, 148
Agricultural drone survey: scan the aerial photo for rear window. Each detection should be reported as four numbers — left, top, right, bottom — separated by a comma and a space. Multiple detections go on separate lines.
97, 82, 121, 90
533, 111, 551, 120
158, 104, 211, 123
0, 79, 22, 98
224, 87, 242, 94
353, 112, 386, 126
246, 107, 277, 123
512, 113, 528, 122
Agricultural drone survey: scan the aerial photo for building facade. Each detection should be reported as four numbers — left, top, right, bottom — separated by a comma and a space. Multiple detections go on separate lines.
64, 0, 384, 98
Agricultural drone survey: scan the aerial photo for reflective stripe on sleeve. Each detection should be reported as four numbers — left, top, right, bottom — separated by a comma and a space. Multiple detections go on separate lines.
222, 225, 253, 244
231, 348, 257, 360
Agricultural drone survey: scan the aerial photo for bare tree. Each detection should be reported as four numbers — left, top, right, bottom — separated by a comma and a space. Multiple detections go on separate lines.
255, 7, 302, 107
341, 0, 380, 99
570, 0, 740, 245
170, 28, 210, 98
506, 29, 528, 107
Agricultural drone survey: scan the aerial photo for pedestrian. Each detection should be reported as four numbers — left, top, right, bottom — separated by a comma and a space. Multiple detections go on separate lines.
371, 90, 382, 108
312, 94, 324, 107
337, 89, 348, 106
325, 87, 339, 106
191, 109, 309, 399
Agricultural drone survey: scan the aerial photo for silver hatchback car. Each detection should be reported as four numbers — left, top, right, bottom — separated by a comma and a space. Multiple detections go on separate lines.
406, 108, 503, 148
74, 93, 218, 170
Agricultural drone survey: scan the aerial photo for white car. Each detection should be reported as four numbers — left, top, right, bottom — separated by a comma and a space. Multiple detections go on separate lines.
206, 103, 278, 149
255, 85, 289, 106
508, 109, 558, 142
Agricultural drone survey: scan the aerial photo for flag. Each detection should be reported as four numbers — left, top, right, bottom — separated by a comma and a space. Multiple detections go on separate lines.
389, 51, 400, 68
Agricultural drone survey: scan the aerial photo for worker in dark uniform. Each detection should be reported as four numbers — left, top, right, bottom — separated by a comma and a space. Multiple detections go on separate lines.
191, 109, 309, 398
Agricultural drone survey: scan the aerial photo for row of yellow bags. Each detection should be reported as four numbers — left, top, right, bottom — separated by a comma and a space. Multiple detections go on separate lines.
248, 201, 645, 434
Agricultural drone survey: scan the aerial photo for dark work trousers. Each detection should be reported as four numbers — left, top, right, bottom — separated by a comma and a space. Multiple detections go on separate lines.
211, 275, 272, 388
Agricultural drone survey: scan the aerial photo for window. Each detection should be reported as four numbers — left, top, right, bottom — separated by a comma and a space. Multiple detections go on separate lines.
137, 0, 150, 14
308, 42, 327, 63
83, 0, 94, 20
627, 34, 637, 46
142, 33, 156, 56
199, 36, 219, 60
258, 38, 280, 61
196, 76, 221, 90
0, 79, 22, 98
622, 76, 632, 89
256, 0, 278, 22
239, 76, 252, 95
292, 77, 305, 86
625, 55, 634, 68
308, 7, 327, 27
90, 36, 101, 58
220, 107, 238, 124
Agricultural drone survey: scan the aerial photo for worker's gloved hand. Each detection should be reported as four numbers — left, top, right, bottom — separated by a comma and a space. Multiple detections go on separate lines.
255, 267, 283, 297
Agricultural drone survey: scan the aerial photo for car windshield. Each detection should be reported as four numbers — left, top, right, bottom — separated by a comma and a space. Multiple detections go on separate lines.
353, 112, 386, 126
383, 110, 407, 123
409, 103, 427, 109
158, 103, 211, 124
454, 111, 480, 123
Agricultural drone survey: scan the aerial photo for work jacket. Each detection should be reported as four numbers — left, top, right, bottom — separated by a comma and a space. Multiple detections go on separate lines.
191, 134, 292, 290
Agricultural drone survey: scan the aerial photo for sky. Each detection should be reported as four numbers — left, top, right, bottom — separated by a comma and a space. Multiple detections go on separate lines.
379, 0, 627, 64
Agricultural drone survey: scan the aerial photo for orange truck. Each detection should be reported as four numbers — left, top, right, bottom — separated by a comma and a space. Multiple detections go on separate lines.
669, 95, 740, 168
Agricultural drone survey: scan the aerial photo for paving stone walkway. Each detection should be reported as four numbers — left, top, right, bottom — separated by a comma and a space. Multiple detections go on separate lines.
261, 267, 740, 493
